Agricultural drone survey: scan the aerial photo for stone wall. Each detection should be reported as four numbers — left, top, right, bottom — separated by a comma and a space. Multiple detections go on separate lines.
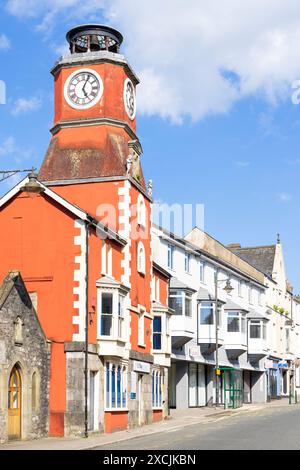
64, 342, 103, 437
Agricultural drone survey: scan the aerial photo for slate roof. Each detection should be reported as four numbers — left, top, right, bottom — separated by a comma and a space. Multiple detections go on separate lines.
247, 309, 269, 321
170, 277, 192, 290
224, 300, 249, 312
230, 245, 276, 278
197, 287, 215, 301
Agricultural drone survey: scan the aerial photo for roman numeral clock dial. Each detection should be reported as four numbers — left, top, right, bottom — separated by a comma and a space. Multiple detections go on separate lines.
64, 68, 103, 110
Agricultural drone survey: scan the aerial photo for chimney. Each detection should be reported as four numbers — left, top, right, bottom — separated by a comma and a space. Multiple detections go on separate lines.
227, 243, 242, 249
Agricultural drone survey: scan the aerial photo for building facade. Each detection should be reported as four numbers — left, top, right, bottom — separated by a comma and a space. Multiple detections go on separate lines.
153, 225, 300, 409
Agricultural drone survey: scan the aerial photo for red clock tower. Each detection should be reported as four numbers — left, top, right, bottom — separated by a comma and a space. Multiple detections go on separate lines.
39, 25, 146, 201
0, 25, 171, 440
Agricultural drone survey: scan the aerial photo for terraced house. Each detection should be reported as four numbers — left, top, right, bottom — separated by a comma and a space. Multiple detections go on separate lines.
152, 226, 300, 409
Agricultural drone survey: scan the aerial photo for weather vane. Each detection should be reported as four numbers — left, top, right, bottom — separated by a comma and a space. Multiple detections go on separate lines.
0, 168, 36, 183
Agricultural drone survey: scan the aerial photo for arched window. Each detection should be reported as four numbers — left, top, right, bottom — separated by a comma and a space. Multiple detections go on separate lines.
137, 194, 146, 227
137, 241, 146, 274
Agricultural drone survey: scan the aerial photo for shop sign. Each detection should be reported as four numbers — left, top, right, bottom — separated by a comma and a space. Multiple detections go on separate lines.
133, 361, 150, 374
189, 346, 200, 357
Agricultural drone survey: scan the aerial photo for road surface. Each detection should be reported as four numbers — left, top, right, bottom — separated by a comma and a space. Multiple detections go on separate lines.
95, 405, 300, 450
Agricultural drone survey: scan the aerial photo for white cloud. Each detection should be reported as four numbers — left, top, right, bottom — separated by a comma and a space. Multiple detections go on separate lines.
6, 0, 300, 122
0, 136, 17, 156
235, 161, 250, 168
11, 97, 42, 116
0, 33, 10, 51
278, 193, 292, 203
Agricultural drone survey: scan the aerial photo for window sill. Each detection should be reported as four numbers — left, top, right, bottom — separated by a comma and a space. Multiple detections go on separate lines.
152, 407, 163, 411
105, 408, 129, 413
97, 336, 126, 343
138, 343, 146, 348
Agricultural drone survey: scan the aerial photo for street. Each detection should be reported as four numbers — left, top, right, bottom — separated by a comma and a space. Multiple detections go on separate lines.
95, 405, 300, 450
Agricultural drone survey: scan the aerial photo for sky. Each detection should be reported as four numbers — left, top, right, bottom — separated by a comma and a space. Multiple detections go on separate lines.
0, 0, 300, 290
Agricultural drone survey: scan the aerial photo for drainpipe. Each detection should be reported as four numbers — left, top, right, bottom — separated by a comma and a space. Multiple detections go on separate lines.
84, 221, 91, 438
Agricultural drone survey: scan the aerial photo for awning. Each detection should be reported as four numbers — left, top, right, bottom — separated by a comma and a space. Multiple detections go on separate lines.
224, 300, 249, 313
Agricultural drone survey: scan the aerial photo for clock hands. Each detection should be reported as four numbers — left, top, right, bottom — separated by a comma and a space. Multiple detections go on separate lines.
82, 76, 89, 97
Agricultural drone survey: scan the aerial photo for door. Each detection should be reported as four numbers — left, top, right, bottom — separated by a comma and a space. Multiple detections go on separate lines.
8, 366, 21, 440
138, 374, 143, 425
197, 364, 206, 406
189, 363, 197, 407
169, 363, 176, 408
243, 370, 251, 404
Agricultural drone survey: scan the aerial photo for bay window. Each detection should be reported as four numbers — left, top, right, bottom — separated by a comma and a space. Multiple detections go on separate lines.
152, 371, 163, 408
249, 320, 267, 339
105, 363, 127, 409
169, 289, 193, 316
118, 295, 125, 338
199, 302, 214, 325
199, 301, 222, 325
97, 281, 129, 339
100, 292, 113, 336
227, 311, 246, 333
153, 316, 162, 350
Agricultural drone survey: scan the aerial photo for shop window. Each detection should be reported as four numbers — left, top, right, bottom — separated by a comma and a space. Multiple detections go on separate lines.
105, 363, 127, 409
152, 371, 162, 408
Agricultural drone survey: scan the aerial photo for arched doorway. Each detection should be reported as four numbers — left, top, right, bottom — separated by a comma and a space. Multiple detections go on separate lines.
8, 365, 22, 440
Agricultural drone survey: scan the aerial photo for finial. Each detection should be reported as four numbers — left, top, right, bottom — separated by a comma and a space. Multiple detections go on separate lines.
148, 179, 153, 197
277, 233, 281, 244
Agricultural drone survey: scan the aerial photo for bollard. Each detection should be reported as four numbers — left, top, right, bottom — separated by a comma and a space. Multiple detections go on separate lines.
289, 391, 292, 405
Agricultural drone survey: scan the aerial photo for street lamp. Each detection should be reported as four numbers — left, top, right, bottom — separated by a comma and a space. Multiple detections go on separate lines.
214, 270, 234, 407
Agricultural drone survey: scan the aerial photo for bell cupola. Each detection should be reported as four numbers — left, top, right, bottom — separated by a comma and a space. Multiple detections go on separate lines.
39, 24, 145, 188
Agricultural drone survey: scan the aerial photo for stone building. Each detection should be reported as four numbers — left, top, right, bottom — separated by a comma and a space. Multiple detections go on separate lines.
0, 272, 50, 443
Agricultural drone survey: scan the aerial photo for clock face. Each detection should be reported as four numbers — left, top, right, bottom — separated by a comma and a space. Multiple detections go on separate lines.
64, 68, 103, 110
124, 78, 136, 120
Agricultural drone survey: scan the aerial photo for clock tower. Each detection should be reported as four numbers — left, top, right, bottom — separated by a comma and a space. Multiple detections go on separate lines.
39, 24, 145, 192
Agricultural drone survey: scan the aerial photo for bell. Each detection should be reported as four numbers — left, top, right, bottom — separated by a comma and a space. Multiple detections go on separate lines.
90, 35, 100, 52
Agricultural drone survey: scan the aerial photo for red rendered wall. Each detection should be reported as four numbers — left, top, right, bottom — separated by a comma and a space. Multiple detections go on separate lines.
104, 411, 129, 433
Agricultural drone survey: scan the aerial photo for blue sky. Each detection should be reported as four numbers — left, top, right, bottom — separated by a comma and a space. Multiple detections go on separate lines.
0, 1, 300, 290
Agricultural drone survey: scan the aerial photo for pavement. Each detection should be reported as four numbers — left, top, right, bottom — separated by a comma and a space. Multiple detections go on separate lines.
0, 398, 294, 450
